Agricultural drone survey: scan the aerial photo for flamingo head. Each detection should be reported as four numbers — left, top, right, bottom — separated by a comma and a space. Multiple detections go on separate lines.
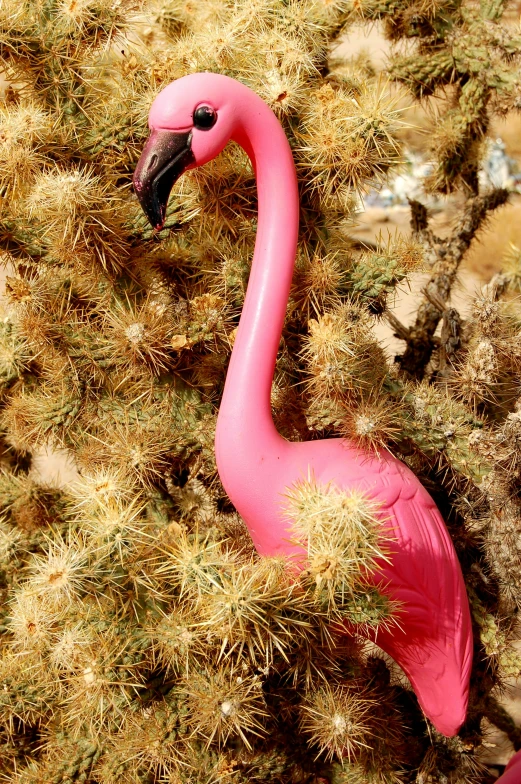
133, 72, 241, 231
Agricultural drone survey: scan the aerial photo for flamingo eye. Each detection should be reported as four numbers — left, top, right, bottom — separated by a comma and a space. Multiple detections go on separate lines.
193, 105, 217, 130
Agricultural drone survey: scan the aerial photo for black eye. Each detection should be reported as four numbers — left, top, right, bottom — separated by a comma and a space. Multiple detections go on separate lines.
193, 105, 217, 130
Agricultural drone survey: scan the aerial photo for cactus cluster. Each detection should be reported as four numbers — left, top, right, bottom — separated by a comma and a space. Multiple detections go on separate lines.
0, 0, 520, 782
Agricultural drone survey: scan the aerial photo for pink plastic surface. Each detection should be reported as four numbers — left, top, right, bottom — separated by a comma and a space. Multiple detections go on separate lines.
146, 72, 473, 737
497, 750, 521, 783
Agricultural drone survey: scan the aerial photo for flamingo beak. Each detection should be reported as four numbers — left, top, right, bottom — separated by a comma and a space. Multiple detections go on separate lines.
133, 129, 195, 231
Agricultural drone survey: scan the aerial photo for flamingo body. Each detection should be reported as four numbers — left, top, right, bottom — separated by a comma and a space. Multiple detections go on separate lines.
216, 431, 472, 737
133, 72, 473, 737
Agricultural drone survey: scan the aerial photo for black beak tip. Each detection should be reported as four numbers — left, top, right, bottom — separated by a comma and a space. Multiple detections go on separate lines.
132, 177, 164, 231
150, 202, 166, 232
133, 129, 195, 233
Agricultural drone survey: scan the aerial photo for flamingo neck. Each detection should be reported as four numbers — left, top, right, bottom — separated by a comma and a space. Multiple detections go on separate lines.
216, 105, 299, 451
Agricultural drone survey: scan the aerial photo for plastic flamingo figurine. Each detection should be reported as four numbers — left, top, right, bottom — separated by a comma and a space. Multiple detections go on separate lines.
497, 751, 521, 784
133, 72, 473, 737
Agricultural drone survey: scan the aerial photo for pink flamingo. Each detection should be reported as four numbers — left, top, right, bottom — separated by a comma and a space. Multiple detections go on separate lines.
497, 750, 521, 784
133, 72, 473, 737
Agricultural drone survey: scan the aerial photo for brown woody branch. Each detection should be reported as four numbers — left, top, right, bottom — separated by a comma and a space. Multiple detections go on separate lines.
395, 189, 509, 379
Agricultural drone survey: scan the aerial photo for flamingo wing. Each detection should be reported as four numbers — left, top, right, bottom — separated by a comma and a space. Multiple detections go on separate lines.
301, 440, 473, 736
356, 454, 473, 736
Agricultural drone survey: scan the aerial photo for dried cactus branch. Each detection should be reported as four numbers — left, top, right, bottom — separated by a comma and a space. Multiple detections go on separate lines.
396, 189, 509, 378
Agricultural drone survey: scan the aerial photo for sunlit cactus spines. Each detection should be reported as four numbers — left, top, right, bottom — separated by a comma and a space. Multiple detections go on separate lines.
0, 0, 520, 781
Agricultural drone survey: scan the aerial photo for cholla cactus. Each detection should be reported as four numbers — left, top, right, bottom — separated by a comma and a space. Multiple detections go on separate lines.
0, 0, 520, 781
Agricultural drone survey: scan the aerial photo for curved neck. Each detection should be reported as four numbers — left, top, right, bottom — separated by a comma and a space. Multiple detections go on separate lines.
217, 104, 299, 447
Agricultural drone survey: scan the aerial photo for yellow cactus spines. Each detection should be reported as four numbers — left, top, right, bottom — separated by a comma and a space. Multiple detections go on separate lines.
23, 166, 129, 272
292, 244, 347, 319
1, 378, 84, 453
180, 665, 268, 750
0, 317, 33, 386
294, 79, 403, 205
300, 682, 374, 762
22, 530, 92, 608
8, 589, 57, 654
147, 528, 236, 602
301, 301, 387, 406
284, 476, 394, 624
101, 292, 178, 374
148, 603, 208, 675
0, 0, 520, 779
100, 700, 187, 781
195, 555, 319, 664
340, 391, 408, 454
0, 100, 52, 204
